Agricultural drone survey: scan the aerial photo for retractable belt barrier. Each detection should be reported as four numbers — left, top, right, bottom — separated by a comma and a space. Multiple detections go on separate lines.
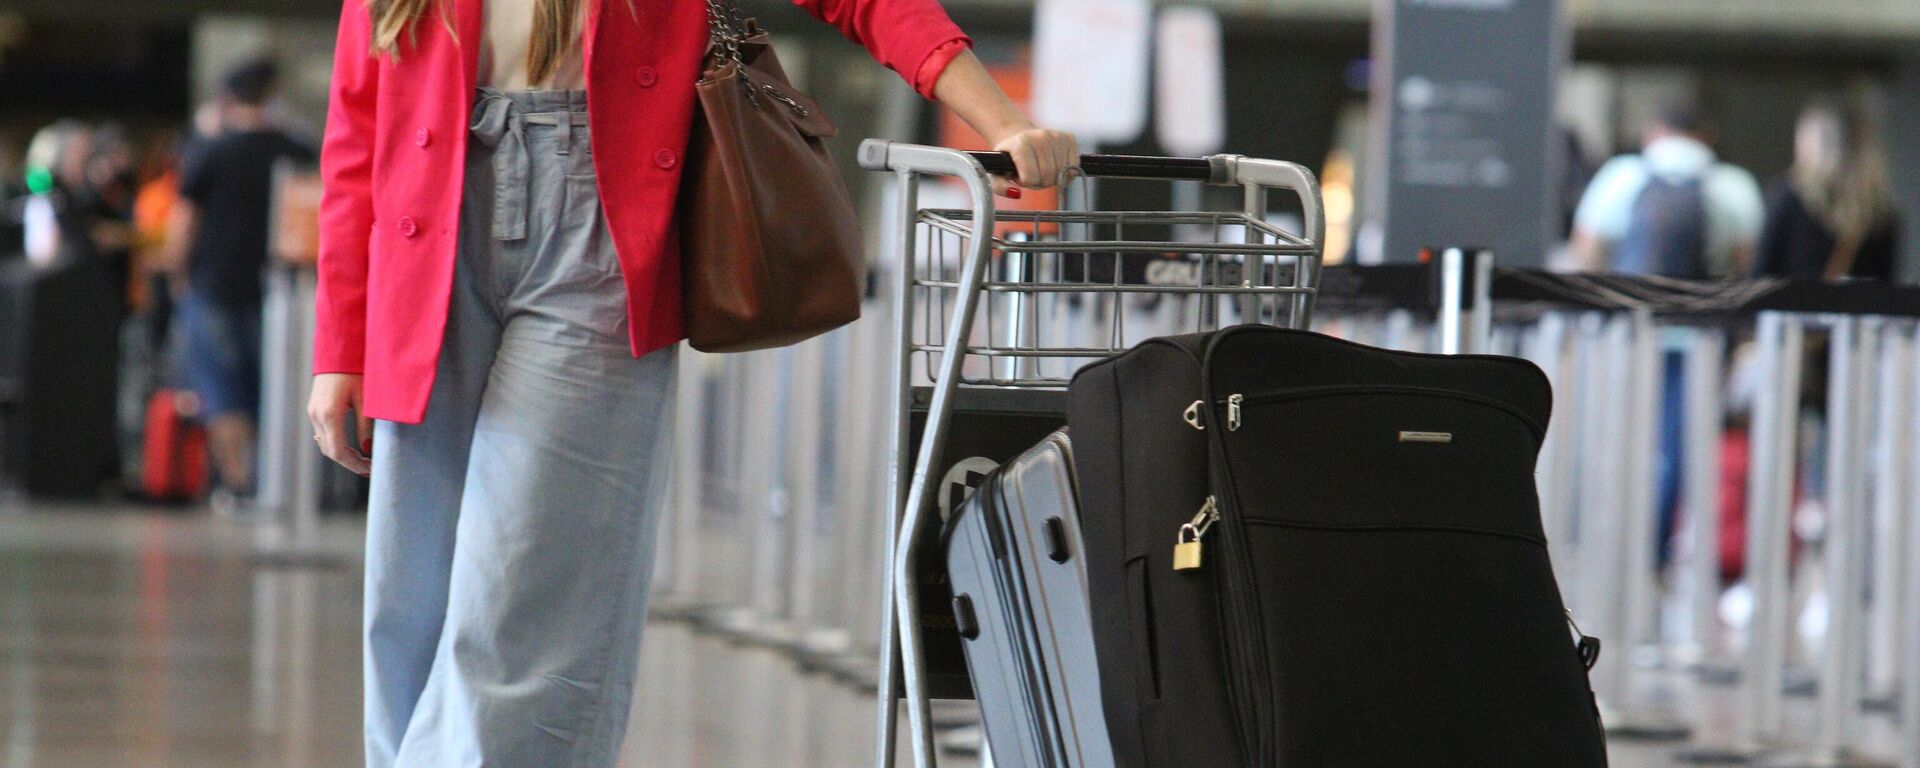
650, 220, 1920, 762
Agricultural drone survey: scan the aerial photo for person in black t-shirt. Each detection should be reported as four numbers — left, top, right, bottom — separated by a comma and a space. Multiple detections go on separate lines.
171, 59, 316, 502
1754, 97, 1901, 282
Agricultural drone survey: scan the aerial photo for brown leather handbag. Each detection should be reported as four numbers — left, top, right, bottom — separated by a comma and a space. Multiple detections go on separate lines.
679, 0, 865, 353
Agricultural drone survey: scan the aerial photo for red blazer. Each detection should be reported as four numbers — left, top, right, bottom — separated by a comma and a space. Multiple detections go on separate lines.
316, 0, 969, 423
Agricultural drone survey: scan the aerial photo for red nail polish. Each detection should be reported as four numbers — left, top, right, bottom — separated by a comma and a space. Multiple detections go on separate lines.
1005, 187, 1023, 200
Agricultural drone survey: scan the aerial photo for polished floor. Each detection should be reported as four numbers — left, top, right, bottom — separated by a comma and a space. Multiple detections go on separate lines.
0, 502, 1907, 768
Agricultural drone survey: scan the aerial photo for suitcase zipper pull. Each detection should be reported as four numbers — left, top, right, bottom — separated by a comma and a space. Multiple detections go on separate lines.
1173, 496, 1219, 571
1227, 393, 1244, 431
1567, 610, 1602, 671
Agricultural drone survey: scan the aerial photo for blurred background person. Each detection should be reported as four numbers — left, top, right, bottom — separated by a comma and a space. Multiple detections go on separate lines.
131, 131, 188, 342
78, 123, 139, 307
1753, 97, 1901, 282
19, 120, 90, 265
1570, 104, 1766, 279
1569, 104, 1768, 572
165, 58, 315, 511
0, 137, 20, 250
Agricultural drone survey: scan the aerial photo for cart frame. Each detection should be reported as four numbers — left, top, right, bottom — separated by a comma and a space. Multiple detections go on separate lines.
857, 139, 1325, 768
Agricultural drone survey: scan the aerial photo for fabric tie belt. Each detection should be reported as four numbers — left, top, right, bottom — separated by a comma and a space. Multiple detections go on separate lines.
469, 89, 591, 242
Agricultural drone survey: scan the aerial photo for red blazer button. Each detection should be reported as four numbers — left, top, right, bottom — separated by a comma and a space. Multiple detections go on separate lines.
654, 148, 677, 169
635, 66, 658, 88
398, 217, 419, 237
415, 128, 432, 147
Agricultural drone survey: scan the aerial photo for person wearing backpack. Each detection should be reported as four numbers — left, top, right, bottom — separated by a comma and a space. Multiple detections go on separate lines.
1571, 105, 1765, 278
1568, 104, 1765, 575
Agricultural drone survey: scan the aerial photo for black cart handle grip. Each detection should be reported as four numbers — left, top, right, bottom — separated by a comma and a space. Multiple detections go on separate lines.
963, 151, 1217, 182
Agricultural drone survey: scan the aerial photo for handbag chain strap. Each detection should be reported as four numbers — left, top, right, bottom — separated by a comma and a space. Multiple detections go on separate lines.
703, 0, 760, 105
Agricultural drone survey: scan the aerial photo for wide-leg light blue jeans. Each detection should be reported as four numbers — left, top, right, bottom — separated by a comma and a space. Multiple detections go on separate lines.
363, 89, 677, 768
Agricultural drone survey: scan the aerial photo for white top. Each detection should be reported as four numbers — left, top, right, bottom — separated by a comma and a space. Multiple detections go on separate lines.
478, 0, 587, 91
1573, 136, 1766, 278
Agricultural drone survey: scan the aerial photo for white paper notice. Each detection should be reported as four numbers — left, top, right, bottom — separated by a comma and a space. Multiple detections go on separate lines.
1032, 0, 1152, 144
1154, 6, 1226, 157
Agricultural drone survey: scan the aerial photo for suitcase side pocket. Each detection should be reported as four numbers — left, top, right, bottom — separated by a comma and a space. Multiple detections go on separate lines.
1125, 555, 1160, 700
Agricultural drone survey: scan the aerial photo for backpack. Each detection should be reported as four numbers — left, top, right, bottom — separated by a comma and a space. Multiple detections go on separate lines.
1615, 173, 1709, 278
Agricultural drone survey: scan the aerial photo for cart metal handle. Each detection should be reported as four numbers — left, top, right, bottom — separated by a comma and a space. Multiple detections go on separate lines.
856, 139, 1324, 251
966, 150, 1216, 181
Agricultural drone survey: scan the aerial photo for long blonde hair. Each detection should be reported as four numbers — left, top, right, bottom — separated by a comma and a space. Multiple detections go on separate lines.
1791, 97, 1893, 250
367, 0, 583, 84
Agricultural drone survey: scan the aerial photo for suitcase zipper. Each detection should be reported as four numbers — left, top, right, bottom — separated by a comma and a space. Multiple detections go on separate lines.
1196, 328, 1284, 765
1206, 462, 1272, 763
1185, 394, 1245, 432
1195, 393, 1273, 763
1212, 384, 1546, 440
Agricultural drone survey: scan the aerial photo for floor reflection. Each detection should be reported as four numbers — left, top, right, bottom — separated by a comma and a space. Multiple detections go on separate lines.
0, 505, 1903, 768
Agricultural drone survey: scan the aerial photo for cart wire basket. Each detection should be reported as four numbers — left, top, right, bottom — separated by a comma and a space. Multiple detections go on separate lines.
857, 140, 1325, 768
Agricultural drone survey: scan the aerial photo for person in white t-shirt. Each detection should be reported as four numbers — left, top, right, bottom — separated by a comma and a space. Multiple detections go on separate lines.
1570, 106, 1765, 278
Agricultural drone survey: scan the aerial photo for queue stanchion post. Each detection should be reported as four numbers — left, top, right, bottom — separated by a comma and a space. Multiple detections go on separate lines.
650, 345, 712, 618
1437, 248, 1467, 355
1564, 312, 1614, 625
1470, 250, 1494, 353
1590, 312, 1634, 714
254, 263, 327, 561
1683, 326, 1730, 672
288, 267, 324, 551
1864, 321, 1913, 711
1433, 247, 1494, 355
254, 262, 295, 519
1763, 315, 1895, 768
1680, 310, 1805, 764
693, 352, 762, 633
1604, 308, 1694, 740
1901, 323, 1920, 768
254, 263, 302, 528
1523, 311, 1579, 585
253, 162, 339, 567
733, 346, 799, 647
785, 333, 848, 662
824, 300, 890, 686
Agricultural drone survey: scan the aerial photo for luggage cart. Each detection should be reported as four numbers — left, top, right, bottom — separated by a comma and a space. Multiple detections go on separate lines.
857, 140, 1324, 767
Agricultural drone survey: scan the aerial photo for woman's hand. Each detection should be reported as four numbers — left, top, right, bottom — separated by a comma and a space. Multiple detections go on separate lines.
309, 373, 372, 477
931, 49, 1081, 197
990, 127, 1081, 196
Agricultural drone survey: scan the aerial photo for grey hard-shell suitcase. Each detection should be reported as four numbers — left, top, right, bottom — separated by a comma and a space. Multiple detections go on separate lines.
943, 429, 1115, 768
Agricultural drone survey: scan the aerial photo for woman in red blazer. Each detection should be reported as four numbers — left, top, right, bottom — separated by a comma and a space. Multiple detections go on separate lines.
307, 0, 1076, 764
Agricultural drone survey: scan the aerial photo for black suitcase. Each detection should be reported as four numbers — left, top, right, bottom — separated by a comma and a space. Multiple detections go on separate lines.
0, 258, 122, 497
1066, 325, 1606, 768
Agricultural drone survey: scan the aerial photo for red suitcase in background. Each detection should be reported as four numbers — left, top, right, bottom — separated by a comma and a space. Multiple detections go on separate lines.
142, 390, 208, 502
